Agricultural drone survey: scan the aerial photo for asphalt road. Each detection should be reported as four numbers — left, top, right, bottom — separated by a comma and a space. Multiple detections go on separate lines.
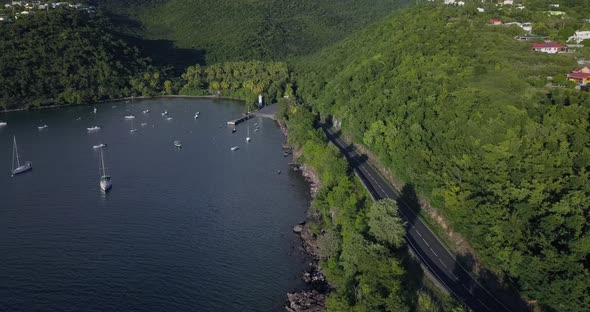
322, 126, 521, 312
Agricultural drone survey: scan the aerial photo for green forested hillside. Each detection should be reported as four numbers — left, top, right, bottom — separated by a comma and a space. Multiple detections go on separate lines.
0, 9, 161, 110
294, 4, 590, 311
98, 0, 407, 63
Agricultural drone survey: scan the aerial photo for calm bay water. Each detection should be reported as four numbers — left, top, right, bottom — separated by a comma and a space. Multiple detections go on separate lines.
0, 98, 310, 312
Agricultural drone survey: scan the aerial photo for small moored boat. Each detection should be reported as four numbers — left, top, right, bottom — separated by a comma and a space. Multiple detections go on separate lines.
232, 128, 237, 133
230, 146, 239, 151
166, 117, 173, 121
140, 123, 148, 127
142, 109, 150, 114
93, 144, 107, 149
174, 140, 182, 148
99, 149, 112, 192
11, 136, 32, 176
124, 115, 135, 119
87, 126, 101, 131
38, 125, 48, 130
161, 110, 168, 116
0, 121, 7, 127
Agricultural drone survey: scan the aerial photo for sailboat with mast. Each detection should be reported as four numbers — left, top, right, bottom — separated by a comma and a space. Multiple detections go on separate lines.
99, 149, 112, 192
11, 136, 32, 176
246, 123, 251, 142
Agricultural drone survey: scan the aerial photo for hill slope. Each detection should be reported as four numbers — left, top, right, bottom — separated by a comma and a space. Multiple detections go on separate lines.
98, 0, 408, 63
294, 4, 590, 311
0, 9, 156, 110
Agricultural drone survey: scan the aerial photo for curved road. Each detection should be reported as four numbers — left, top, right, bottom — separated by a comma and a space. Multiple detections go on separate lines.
322, 126, 522, 312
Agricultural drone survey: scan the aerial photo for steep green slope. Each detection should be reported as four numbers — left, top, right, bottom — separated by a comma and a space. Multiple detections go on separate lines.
0, 9, 158, 110
98, 0, 407, 63
294, 4, 590, 311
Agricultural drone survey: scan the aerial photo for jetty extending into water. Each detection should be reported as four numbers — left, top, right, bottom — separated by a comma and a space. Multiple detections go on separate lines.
226, 114, 253, 125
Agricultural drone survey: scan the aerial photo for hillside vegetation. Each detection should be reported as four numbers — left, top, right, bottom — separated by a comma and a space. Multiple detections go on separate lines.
0, 9, 167, 110
98, 0, 407, 63
294, 4, 590, 311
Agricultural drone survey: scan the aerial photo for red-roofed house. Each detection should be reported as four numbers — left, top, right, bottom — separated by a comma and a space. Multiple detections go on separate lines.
489, 18, 502, 25
531, 42, 567, 54
567, 66, 590, 86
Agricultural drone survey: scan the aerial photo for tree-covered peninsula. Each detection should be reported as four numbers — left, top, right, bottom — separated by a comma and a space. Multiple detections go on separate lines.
0, 8, 158, 110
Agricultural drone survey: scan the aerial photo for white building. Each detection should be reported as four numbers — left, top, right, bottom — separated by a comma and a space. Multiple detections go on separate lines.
503, 0, 513, 5
568, 31, 590, 44
477, 7, 485, 12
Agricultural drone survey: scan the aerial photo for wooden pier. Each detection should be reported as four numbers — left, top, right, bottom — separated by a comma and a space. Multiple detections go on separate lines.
226, 114, 253, 126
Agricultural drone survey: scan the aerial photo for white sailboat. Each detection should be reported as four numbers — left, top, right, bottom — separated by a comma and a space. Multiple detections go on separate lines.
99, 149, 112, 192
246, 124, 251, 142
11, 136, 32, 176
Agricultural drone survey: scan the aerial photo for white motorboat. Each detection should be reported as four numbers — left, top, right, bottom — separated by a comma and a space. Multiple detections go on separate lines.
11, 136, 32, 176
142, 109, 150, 114
230, 146, 239, 151
0, 121, 7, 127
174, 140, 182, 148
93, 107, 97, 114
194, 113, 199, 119
124, 115, 136, 119
99, 149, 112, 192
232, 128, 237, 133
161, 110, 168, 116
166, 117, 173, 121
93, 143, 107, 149
87, 126, 101, 131
140, 123, 148, 127
130, 129, 138, 133
37, 125, 48, 130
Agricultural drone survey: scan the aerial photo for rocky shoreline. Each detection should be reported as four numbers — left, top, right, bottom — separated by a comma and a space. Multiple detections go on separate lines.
280, 119, 330, 311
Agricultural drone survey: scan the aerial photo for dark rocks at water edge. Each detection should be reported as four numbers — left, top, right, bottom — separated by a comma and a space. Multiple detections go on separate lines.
286, 291, 326, 312
287, 221, 331, 311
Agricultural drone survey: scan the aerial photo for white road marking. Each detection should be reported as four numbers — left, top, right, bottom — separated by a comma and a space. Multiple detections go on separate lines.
477, 299, 492, 311
430, 248, 438, 257
463, 284, 473, 294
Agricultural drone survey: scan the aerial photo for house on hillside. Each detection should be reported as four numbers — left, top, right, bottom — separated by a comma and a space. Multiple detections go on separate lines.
568, 31, 590, 44
567, 66, 590, 86
532, 42, 567, 54
503, 0, 513, 5
504, 22, 532, 33
489, 18, 502, 25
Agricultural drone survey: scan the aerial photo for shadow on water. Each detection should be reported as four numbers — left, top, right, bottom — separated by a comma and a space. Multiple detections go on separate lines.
106, 12, 206, 72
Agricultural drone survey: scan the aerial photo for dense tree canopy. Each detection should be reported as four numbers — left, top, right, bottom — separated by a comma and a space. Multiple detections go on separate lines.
294, 3, 590, 311
179, 61, 289, 108
0, 9, 159, 110
98, 0, 409, 63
